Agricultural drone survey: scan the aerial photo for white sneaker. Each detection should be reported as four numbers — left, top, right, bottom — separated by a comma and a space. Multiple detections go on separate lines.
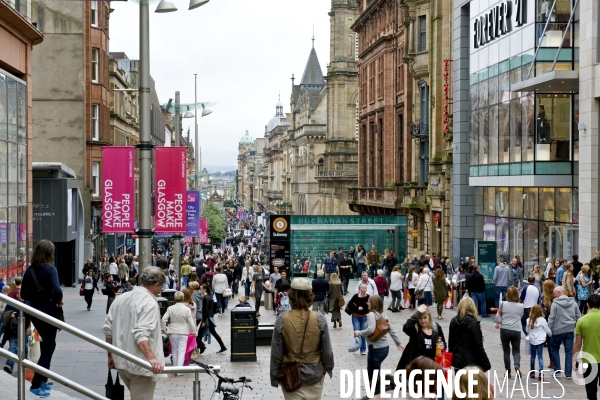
360, 351, 367, 355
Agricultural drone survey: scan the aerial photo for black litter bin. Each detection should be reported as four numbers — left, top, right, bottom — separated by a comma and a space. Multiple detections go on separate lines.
157, 296, 168, 317
230, 307, 257, 362
160, 289, 177, 307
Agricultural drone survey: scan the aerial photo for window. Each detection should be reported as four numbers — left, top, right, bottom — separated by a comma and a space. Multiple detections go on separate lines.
92, 162, 100, 197
378, 118, 383, 186
92, 48, 99, 83
91, 0, 98, 27
418, 15, 426, 52
398, 114, 404, 183
369, 62, 375, 102
418, 81, 429, 185
92, 104, 99, 140
377, 55, 384, 99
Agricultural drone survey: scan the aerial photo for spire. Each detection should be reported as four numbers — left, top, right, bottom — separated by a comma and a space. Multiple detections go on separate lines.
300, 43, 325, 87
312, 24, 315, 48
275, 92, 284, 117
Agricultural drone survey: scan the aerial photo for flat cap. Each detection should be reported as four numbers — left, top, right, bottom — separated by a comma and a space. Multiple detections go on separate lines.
291, 278, 311, 291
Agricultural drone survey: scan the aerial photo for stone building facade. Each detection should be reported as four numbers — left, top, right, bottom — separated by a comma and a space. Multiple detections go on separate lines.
350, 0, 453, 259
317, 0, 359, 215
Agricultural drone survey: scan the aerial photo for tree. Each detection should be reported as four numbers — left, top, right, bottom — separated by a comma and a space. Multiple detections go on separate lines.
202, 203, 226, 244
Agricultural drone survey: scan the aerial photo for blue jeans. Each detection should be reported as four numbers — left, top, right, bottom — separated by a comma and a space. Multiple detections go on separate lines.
215, 293, 228, 313
244, 281, 251, 297
495, 286, 507, 308
182, 276, 189, 289
357, 263, 367, 276
367, 345, 389, 385
521, 308, 531, 335
530, 343, 544, 372
470, 292, 487, 317
5, 337, 17, 369
352, 315, 367, 353
550, 332, 574, 377
418, 291, 433, 306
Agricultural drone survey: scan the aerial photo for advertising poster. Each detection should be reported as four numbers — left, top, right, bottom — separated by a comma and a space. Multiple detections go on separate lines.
476, 241, 497, 281
269, 215, 291, 275
102, 146, 136, 233
155, 147, 187, 233
199, 219, 209, 244
184, 191, 200, 237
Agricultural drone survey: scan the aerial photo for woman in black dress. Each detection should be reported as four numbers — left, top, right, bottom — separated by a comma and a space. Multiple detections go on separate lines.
396, 304, 446, 370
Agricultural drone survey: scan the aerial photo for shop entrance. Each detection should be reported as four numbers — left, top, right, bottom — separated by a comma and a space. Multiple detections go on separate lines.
548, 225, 579, 263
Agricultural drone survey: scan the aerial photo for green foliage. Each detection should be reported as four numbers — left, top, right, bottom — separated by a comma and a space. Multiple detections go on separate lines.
202, 203, 226, 244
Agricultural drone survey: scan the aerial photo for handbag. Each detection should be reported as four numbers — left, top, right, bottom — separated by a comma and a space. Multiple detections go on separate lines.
338, 297, 345, 308
276, 311, 311, 393
493, 302, 503, 324
344, 306, 352, 316
105, 370, 125, 400
30, 267, 65, 323
223, 288, 233, 297
367, 312, 390, 342
79, 287, 84, 296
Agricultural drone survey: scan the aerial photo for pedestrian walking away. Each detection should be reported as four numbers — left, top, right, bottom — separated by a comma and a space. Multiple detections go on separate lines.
161, 291, 197, 372
270, 278, 334, 399
496, 286, 524, 378
448, 297, 492, 372
20, 240, 64, 398
328, 273, 344, 328
103, 267, 166, 400
526, 304, 552, 380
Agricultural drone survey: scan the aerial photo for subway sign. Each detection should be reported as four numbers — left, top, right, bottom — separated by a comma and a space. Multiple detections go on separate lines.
473, 0, 527, 48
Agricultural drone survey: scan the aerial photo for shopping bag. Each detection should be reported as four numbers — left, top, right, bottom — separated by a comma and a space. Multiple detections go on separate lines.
403, 287, 411, 309
28, 330, 41, 364
435, 351, 453, 379
183, 333, 198, 366
525, 336, 531, 355
106, 370, 125, 400
348, 336, 361, 353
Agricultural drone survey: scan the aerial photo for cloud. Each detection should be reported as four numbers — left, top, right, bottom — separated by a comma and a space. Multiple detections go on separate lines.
109, 0, 331, 166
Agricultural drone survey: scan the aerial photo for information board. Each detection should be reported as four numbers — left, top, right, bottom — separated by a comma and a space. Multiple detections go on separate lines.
476, 241, 497, 281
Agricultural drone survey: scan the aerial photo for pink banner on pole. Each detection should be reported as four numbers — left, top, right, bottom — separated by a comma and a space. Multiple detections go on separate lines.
102, 146, 135, 233
155, 147, 187, 233
199, 219, 209, 244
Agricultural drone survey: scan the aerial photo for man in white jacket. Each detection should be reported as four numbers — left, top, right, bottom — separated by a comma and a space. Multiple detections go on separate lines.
355, 271, 378, 296
104, 267, 166, 400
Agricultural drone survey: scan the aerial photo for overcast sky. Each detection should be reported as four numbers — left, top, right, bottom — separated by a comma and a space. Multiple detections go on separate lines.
109, 0, 332, 168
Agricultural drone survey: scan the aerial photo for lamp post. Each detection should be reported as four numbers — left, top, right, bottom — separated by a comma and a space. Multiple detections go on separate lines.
137, 0, 211, 277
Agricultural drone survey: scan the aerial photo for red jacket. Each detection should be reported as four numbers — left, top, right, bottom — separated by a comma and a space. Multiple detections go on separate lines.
373, 276, 389, 296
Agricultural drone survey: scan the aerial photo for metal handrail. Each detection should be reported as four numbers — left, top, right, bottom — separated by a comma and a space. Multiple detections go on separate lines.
0, 293, 219, 400
526, 0, 558, 80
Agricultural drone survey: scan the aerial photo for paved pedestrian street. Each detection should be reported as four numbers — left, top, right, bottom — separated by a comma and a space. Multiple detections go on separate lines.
1, 283, 588, 399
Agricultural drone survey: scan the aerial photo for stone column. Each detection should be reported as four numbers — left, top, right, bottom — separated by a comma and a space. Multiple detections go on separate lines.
578, 0, 599, 261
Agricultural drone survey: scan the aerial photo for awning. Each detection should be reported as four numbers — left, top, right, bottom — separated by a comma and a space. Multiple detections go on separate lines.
511, 70, 579, 93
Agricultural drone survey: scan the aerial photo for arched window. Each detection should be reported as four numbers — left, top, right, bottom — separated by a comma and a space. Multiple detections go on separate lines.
317, 158, 324, 175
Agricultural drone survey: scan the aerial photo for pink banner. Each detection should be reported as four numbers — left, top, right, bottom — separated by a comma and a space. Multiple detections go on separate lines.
155, 147, 187, 233
199, 219, 209, 244
102, 147, 135, 233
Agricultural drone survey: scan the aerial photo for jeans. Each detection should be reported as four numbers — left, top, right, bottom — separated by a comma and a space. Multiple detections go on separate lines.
521, 308, 531, 335
215, 293, 228, 314
470, 291, 487, 317
233, 280, 239, 295
31, 316, 58, 390
530, 343, 544, 372
352, 315, 367, 353
5, 336, 17, 369
341, 274, 350, 295
367, 345, 389, 387
244, 281, 251, 297
358, 263, 367, 276
495, 286, 507, 308
500, 329, 521, 371
390, 290, 402, 309
584, 363, 600, 400
182, 276, 189, 289
312, 301, 325, 314
550, 332, 574, 377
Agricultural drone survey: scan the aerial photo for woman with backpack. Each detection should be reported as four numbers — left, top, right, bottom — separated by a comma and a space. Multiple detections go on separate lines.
354, 295, 402, 394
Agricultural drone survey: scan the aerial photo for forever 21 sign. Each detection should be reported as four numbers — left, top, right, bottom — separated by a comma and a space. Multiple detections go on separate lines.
474, 0, 527, 48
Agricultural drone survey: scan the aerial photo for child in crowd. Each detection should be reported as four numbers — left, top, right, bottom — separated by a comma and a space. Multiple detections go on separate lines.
526, 304, 552, 380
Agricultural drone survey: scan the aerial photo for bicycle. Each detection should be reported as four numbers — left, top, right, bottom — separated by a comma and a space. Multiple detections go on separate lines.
191, 360, 253, 400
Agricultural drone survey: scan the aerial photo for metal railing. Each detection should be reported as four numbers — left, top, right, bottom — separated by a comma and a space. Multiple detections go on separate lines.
0, 293, 219, 400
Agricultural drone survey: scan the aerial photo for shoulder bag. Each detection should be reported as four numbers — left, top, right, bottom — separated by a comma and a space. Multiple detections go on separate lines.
30, 267, 65, 323
414, 275, 430, 301
276, 311, 311, 393
493, 302, 503, 324
368, 312, 390, 342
